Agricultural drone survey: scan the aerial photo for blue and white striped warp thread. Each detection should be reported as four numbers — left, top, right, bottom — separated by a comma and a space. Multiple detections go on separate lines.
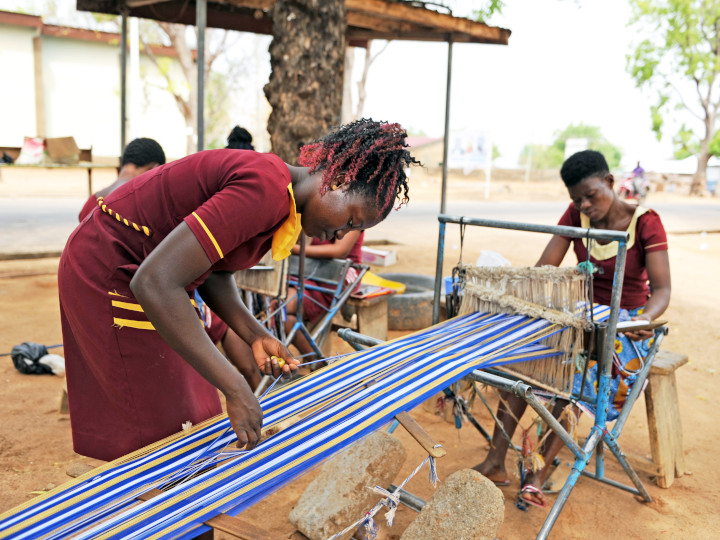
0, 311, 580, 540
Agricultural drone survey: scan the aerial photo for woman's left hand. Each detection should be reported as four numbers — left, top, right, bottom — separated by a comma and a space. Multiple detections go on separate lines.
251, 335, 299, 378
623, 314, 654, 341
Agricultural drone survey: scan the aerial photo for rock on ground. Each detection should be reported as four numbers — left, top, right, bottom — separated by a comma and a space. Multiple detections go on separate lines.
289, 430, 407, 540
400, 468, 504, 540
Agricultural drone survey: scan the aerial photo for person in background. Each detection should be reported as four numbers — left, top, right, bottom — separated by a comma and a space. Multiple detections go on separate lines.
59, 118, 417, 462
78, 138, 166, 222
283, 229, 364, 362
474, 150, 670, 509
226, 126, 255, 151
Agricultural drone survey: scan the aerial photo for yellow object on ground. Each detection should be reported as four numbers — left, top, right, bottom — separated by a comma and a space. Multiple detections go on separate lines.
361, 271, 406, 294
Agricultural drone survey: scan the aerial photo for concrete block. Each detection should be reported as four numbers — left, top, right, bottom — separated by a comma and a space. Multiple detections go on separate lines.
289, 430, 407, 540
400, 469, 504, 540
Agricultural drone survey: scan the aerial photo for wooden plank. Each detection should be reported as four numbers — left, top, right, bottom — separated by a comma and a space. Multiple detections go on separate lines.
395, 411, 446, 458
137, 488, 271, 539
650, 350, 689, 376
347, 11, 420, 34
206, 513, 270, 540
345, 0, 511, 44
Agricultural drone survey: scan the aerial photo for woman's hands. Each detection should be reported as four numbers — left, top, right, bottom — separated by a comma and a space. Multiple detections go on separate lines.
623, 313, 654, 341
224, 383, 264, 450
251, 335, 300, 378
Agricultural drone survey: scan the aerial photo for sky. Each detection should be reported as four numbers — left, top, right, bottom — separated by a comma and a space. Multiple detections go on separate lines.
355, 0, 676, 170
0, 0, 679, 170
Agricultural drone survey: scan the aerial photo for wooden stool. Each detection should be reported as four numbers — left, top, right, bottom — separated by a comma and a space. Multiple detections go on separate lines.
645, 350, 687, 488
330, 294, 390, 342
627, 350, 687, 488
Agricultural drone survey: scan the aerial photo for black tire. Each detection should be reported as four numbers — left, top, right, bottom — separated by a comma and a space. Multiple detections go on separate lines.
381, 273, 436, 331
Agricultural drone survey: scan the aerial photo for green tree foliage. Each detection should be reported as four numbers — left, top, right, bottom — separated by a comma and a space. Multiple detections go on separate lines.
520, 123, 622, 170
519, 144, 564, 170
470, 0, 505, 22
626, 0, 720, 194
710, 130, 720, 157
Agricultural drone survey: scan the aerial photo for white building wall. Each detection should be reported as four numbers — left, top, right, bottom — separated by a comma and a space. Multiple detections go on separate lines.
42, 36, 121, 157
0, 24, 38, 145
41, 35, 188, 160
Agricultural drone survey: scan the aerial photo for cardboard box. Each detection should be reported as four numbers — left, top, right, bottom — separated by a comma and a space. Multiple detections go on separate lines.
45, 137, 80, 164
361, 246, 397, 267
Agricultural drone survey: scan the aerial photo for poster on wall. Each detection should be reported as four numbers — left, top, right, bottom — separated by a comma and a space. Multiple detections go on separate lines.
448, 130, 490, 174
447, 129, 492, 198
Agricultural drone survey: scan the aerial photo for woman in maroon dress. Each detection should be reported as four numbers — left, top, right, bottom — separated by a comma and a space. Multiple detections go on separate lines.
59, 119, 417, 461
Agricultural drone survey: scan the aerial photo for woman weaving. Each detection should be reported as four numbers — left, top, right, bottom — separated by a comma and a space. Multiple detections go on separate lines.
59, 119, 417, 462
474, 150, 671, 508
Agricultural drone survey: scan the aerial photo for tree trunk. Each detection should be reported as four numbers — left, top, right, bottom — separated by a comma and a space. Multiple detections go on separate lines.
341, 47, 354, 124
691, 149, 710, 196
264, 0, 346, 163
691, 114, 715, 196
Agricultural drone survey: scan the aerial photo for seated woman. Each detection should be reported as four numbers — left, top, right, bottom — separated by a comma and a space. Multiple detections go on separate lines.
474, 149, 671, 508
283, 229, 364, 362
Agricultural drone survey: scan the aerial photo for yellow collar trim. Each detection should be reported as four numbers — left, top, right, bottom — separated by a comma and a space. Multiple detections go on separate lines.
580, 205, 649, 261
271, 184, 302, 261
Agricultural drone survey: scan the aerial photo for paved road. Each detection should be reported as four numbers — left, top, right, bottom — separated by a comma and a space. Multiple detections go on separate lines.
1, 197, 719, 258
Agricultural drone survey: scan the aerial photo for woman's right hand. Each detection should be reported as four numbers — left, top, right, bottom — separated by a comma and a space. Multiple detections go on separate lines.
224, 385, 264, 450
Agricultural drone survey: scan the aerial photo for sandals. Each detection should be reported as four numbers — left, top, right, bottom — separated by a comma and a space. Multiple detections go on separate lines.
519, 484, 547, 509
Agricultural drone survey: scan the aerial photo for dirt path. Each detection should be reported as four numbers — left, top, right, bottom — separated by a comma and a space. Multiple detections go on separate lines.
0, 171, 718, 538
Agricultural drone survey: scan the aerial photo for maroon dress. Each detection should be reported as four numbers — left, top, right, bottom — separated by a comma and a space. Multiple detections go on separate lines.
59, 149, 292, 461
558, 204, 668, 309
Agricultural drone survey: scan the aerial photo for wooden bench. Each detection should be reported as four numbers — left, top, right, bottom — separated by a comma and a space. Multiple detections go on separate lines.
0, 145, 120, 196
0, 145, 93, 163
626, 349, 687, 488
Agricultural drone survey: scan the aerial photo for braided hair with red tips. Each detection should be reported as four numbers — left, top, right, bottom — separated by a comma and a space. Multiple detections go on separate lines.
298, 118, 419, 218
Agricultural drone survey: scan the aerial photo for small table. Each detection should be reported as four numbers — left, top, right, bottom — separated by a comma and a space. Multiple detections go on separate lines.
0, 162, 118, 197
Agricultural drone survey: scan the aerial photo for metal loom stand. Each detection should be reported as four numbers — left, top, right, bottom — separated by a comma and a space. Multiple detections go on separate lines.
433, 214, 666, 540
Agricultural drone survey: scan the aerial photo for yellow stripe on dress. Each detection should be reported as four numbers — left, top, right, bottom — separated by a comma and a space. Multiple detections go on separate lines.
109, 295, 199, 330
191, 211, 224, 259
113, 318, 155, 330
96, 197, 152, 237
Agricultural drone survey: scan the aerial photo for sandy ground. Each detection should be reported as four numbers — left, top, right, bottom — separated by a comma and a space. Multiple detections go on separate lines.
1, 167, 719, 539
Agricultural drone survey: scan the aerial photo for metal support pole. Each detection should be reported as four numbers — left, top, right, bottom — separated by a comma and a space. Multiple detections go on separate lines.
337, 328, 382, 349
440, 37, 453, 215
196, 0, 206, 152
537, 427, 603, 540
594, 240, 627, 479
437, 214, 628, 243
432, 222, 447, 325
467, 370, 585, 459
120, 4, 128, 153
388, 484, 426, 513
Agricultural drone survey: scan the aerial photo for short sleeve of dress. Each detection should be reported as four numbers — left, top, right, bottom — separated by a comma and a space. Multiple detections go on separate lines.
184, 152, 291, 265
637, 209, 668, 254
557, 203, 579, 238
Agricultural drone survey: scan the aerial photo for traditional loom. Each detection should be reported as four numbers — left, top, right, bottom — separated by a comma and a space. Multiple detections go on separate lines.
0, 307, 579, 539
430, 215, 667, 540
0, 217, 664, 540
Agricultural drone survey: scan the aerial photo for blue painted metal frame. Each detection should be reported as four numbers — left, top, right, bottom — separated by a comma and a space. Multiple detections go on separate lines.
432, 214, 665, 540
280, 235, 369, 362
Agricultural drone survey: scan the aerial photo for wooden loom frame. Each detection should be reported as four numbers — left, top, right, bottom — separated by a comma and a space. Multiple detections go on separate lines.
431, 214, 667, 540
